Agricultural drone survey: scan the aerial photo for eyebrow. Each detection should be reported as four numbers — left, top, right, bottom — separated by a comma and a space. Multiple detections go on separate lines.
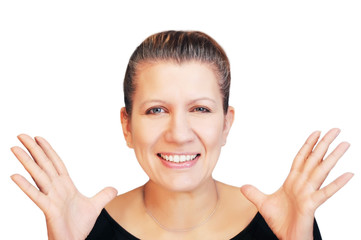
139, 97, 217, 108
188, 97, 217, 105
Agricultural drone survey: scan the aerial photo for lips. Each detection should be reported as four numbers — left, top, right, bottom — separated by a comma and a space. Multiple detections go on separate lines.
157, 153, 200, 169
157, 153, 199, 163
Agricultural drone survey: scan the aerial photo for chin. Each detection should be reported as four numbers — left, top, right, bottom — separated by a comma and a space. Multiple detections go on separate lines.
156, 174, 211, 193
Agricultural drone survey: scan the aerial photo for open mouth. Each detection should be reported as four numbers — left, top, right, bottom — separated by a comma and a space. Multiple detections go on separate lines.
157, 153, 200, 163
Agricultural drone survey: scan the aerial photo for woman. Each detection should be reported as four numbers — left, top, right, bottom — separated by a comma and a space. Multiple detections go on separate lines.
11, 31, 353, 239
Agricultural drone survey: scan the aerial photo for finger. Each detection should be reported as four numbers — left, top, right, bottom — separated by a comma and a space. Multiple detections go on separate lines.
291, 130, 321, 171
11, 146, 51, 193
34, 136, 69, 176
309, 142, 350, 189
240, 185, 267, 211
11, 174, 49, 211
303, 128, 341, 174
312, 172, 354, 207
91, 187, 118, 213
17, 134, 58, 178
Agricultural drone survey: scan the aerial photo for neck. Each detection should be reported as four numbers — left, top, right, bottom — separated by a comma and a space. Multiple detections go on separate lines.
143, 178, 219, 232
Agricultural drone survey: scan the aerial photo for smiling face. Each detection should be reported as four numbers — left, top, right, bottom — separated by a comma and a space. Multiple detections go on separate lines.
121, 61, 234, 192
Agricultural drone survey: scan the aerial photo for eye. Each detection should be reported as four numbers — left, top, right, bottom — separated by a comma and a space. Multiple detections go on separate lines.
192, 106, 211, 113
146, 107, 166, 114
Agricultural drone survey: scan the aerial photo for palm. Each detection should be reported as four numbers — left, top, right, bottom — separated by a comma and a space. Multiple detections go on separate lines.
41, 176, 100, 239
254, 173, 317, 238
241, 129, 353, 240
11, 135, 117, 240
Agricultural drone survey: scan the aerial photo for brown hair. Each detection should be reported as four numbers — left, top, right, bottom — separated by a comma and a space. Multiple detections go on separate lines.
123, 30, 231, 115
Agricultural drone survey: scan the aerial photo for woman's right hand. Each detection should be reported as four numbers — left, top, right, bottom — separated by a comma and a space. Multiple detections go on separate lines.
11, 134, 118, 240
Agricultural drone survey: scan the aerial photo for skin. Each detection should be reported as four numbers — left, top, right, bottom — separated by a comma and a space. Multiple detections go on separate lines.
11, 61, 353, 240
112, 61, 256, 239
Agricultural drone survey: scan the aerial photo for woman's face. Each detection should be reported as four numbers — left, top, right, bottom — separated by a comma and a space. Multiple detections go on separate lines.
121, 61, 234, 192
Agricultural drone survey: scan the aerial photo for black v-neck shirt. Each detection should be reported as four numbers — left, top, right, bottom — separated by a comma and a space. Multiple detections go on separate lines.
86, 209, 322, 239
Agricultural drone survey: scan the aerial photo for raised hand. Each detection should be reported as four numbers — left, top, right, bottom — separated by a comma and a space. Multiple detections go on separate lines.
241, 128, 353, 240
11, 134, 118, 240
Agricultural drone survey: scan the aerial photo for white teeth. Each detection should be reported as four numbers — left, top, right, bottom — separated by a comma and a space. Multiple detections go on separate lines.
160, 154, 198, 163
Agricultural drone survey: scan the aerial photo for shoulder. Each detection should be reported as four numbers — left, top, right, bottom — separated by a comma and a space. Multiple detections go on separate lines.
105, 186, 146, 228
104, 182, 261, 239
87, 188, 144, 240
216, 181, 257, 215
215, 182, 280, 239
208, 181, 259, 238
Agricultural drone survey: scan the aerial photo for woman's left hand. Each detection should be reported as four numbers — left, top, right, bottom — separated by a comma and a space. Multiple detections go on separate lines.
241, 128, 353, 240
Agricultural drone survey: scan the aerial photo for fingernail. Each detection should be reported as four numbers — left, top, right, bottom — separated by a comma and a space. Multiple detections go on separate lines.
313, 130, 321, 137
17, 134, 26, 140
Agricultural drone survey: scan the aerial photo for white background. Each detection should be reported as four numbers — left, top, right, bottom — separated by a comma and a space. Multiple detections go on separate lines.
1, 1, 360, 239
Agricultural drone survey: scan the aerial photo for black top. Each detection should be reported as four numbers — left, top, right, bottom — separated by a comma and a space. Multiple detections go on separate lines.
86, 209, 322, 240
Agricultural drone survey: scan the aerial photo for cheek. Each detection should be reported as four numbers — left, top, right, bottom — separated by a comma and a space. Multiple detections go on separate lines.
193, 115, 225, 147
131, 118, 165, 164
131, 118, 162, 144
130, 120, 159, 176
131, 115, 225, 150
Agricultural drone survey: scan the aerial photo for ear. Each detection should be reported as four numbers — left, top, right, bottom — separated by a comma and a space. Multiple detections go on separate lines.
222, 106, 235, 146
120, 107, 133, 148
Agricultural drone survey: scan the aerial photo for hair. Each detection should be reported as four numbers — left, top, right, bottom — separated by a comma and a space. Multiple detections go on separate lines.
123, 30, 231, 115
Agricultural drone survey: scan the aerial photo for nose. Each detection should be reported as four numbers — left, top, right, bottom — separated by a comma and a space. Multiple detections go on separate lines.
164, 111, 195, 144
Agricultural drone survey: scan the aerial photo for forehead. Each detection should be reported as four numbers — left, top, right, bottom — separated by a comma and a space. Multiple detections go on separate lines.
133, 61, 221, 102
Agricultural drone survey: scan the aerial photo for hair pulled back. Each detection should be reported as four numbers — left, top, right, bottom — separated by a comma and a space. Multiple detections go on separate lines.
123, 30, 231, 115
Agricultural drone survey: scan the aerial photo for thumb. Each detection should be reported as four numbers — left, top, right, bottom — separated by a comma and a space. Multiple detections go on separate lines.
91, 187, 118, 212
240, 184, 267, 210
